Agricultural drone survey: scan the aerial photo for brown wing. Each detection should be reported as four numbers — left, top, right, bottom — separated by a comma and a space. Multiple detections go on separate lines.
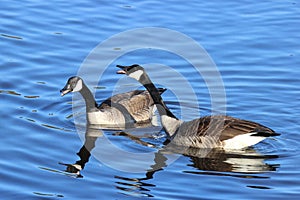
98, 90, 146, 109
221, 116, 276, 140
169, 115, 277, 148
195, 115, 276, 141
98, 89, 166, 122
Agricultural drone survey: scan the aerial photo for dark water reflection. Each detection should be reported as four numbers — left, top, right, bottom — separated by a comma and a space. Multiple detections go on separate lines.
60, 123, 280, 197
0, 89, 21, 96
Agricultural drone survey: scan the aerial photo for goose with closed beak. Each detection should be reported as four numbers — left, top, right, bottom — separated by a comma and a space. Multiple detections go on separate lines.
60, 76, 166, 126
116, 64, 280, 149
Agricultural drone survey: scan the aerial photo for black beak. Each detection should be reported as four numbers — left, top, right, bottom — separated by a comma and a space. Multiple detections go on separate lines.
60, 85, 72, 96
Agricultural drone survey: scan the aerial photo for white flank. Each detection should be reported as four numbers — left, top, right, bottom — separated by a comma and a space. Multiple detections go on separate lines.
73, 79, 83, 92
150, 105, 159, 126
129, 70, 143, 81
87, 111, 125, 125
222, 132, 266, 150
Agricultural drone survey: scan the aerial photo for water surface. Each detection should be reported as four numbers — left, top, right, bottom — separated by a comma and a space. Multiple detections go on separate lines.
1, 0, 300, 199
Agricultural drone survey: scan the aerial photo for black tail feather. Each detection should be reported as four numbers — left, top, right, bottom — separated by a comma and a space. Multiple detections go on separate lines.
251, 131, 280, 137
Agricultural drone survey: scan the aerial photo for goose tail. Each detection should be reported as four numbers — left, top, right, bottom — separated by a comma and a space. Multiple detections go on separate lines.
251, 131, 280, 137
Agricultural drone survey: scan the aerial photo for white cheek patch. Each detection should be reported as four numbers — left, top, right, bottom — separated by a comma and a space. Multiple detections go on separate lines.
129, 70, 143, 81
73, 79, 83, 92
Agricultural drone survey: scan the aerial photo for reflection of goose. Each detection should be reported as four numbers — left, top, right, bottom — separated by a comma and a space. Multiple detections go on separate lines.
161, 145, 279, 174
59, 122, 279, 199
113, 147, 278, 198
60, 122, 158, 177
116, 64, 280, 149
61, 124, 279, 178
60, 76, 166, 125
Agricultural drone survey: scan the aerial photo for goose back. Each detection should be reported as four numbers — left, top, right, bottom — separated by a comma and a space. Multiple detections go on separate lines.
99, 89, 166, 123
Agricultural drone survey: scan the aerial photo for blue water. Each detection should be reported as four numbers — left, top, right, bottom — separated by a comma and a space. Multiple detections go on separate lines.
1, 0, 300, 199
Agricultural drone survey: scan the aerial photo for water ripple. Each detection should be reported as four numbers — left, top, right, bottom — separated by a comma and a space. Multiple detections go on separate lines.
1, 0, 300, 199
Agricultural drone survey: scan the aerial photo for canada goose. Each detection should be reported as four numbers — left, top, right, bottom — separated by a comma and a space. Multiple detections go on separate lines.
116, 64, 280, 149
60, 76, 166, 126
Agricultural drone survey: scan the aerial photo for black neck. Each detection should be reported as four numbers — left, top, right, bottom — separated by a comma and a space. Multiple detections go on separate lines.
139, 73, 178, 120
79, 83, 98, 111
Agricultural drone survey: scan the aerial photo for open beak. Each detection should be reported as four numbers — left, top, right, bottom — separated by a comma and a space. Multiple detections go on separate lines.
60, 85, 72, 96
60, 89, 71, 96
116, 65, 128, 74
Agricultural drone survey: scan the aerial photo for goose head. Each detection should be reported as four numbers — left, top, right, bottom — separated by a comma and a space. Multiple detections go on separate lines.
116, 64, 146, 82
60, 76, 83, 96
117, 64, 180, 135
